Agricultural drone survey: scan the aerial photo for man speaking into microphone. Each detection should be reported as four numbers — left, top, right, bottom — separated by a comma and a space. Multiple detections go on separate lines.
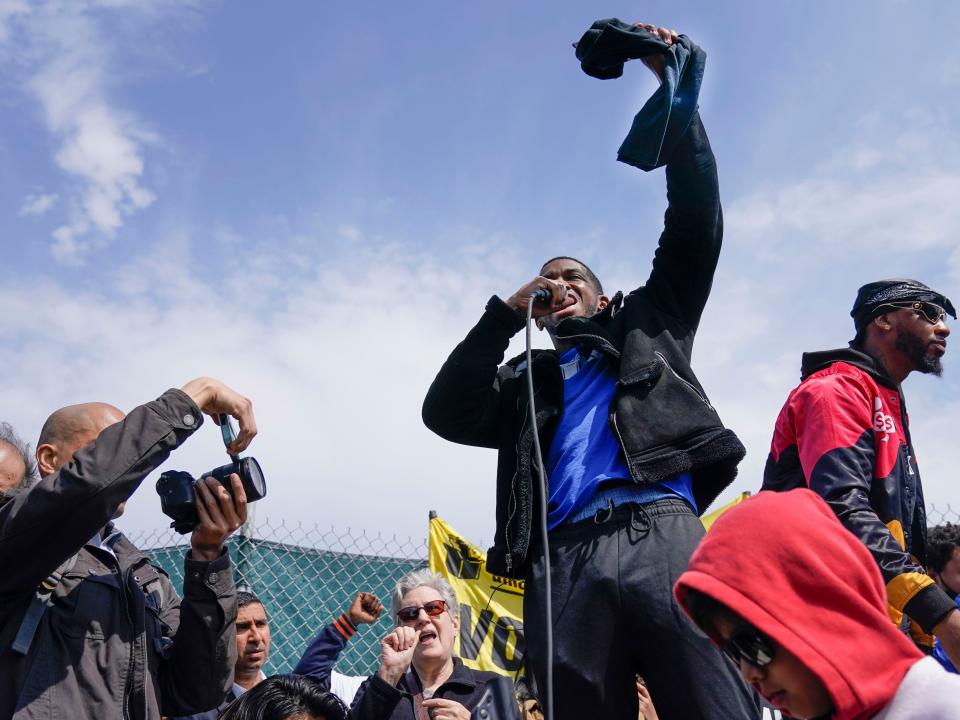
422, 19, 757, 720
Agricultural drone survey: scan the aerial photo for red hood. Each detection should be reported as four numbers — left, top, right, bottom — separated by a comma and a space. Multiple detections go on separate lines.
674, 489, 922, 720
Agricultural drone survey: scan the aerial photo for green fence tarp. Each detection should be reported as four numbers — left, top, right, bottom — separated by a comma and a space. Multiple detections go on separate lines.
147, 537, 425, 676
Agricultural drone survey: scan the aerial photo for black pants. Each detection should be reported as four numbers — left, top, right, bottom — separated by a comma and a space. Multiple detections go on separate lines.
524, 498, 760, 720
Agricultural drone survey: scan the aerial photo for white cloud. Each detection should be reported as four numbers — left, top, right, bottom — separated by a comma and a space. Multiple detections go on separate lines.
19, 191, 59, 216
5, 0, 181, 263
0, 231, 529, 545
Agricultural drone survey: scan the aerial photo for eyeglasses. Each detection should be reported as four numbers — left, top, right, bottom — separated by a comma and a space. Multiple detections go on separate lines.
722, 627, 775, 669
876, 301, 947, 325
396, 599, 448, 624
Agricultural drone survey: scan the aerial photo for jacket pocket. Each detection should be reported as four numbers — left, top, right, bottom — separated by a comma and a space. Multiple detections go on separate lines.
59, 572, 120, 640
614, 351, 722, 464
618, 356, 665, 387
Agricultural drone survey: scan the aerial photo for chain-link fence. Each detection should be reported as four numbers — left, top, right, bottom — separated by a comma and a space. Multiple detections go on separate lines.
130, 503, 960, 679
130, 516, 428, 678
927, 504, 959, 526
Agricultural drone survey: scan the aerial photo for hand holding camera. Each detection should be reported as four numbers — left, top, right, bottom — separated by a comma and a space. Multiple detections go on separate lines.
157, 378, 267, 542
180, 377, 257, 454
189, 474, 248, 561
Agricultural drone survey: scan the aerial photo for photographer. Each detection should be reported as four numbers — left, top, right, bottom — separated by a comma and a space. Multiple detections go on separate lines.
0, 378, 257, 720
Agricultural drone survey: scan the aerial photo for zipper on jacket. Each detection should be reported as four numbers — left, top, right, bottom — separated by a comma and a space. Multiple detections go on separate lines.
654, 351, 713, 410
111, 556, 137, 719
91, 543, 137, 720
609, 407, 638, 484
506, 392, 533, 575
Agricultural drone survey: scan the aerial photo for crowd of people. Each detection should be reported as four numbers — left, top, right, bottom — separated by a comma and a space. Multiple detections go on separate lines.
2, 16, 960, 720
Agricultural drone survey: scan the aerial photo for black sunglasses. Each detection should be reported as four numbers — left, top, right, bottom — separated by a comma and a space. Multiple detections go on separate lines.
396, 599, 448, 624
722, 626, 775, 669
876, 300, 947, 325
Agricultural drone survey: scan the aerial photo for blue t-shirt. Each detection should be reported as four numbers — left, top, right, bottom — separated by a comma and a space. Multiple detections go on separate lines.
545, 347, 695, 528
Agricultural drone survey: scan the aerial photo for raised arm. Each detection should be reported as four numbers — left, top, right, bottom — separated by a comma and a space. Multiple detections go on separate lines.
0, 377, 256, 595
625, 25, 722, 329
643, 111, 722, 331
294, 592, 383, 701
0, 390, 201, 594
159, 474, 249, 715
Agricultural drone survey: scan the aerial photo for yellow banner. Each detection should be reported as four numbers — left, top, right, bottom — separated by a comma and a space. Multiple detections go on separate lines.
702, 491, 751, 531
428, 516, 525, 677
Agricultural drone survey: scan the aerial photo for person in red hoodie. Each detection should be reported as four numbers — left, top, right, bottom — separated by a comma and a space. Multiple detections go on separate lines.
673, 489, 960, 720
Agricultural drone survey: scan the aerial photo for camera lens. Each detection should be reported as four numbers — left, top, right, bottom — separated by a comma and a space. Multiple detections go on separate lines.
239, 457, 266, 501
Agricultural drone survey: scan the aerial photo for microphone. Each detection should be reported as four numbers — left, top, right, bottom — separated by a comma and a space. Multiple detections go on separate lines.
531, 288, 552, 303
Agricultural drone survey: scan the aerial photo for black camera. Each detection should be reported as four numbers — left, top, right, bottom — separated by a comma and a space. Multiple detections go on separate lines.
155, 414, 267, 534
156, 457, 266, 534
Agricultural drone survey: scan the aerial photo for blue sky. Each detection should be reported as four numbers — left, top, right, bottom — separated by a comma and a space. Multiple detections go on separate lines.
2, 0, 959, 545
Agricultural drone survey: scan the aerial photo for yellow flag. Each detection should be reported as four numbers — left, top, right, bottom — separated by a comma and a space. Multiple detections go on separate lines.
428, 515, 525, 677
701, 491, 751, 531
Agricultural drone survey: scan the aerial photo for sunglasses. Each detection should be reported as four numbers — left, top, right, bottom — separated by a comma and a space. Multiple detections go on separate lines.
876, 300, 947, 325
722, 626, 775, 669
396, 599, 448, 624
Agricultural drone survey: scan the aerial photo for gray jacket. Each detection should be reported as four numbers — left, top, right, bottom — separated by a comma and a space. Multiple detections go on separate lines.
0, 389, 237, 720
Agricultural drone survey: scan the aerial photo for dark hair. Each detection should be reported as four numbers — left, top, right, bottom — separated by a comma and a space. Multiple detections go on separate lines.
928, 524, 960, 574
0, 422, 38, 489
540, 256, 603, 294
238, 590, 265, 611
219, 674, 348, 720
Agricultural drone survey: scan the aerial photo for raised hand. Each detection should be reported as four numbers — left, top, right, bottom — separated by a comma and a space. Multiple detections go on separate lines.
180, 377, 257, 454
632, 23, 680, 83
377, 625, 420, 686
347, 591, 384, 626
190, 474, 247, 561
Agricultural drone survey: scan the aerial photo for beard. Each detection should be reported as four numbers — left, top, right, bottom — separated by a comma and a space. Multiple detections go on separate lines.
895, 328, 944, 377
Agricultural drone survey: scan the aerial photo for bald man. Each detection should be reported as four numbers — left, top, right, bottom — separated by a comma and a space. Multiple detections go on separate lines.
0, 378, 257, 720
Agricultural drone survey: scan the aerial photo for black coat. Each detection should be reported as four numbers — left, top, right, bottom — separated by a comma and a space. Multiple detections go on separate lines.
350, 659, 499, 720
422, 113, 745, 578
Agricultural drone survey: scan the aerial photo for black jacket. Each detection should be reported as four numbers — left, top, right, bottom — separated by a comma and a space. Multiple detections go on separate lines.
349, 659, 500, 720
0, 390, 237, 720
422, 113, 745, 577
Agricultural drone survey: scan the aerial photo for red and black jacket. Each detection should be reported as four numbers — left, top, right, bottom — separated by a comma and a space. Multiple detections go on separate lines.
762, 345, 955, 642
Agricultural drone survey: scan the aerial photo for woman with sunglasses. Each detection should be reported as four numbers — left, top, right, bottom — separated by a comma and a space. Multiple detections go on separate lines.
674, 489, 960, 720
350, 569, 501, 720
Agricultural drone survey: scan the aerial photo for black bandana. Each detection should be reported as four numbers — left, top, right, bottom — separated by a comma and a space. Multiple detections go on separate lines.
851, 279, 956, 332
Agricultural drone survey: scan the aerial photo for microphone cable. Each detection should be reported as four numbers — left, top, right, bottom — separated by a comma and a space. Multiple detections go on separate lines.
525, 294, 554, 720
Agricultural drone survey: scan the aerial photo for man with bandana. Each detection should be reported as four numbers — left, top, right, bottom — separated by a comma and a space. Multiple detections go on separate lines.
763, 279, 960, 667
